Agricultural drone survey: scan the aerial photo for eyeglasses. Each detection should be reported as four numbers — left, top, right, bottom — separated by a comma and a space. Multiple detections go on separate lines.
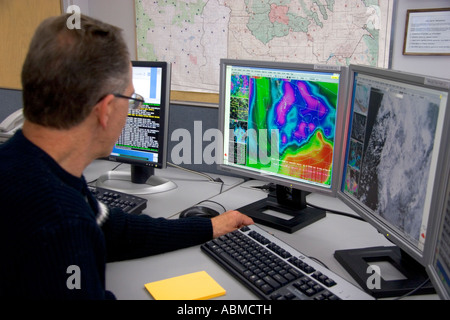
114, 93, 145, 110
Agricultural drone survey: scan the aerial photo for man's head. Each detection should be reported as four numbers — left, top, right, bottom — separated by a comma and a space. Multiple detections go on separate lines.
21, 13, 130, 130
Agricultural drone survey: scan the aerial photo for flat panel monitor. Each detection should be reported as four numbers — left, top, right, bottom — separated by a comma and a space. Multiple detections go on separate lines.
335, 64, 450, 298
96, 61, 176, 194
427, 147, 450, 300
218, 59, 348, 233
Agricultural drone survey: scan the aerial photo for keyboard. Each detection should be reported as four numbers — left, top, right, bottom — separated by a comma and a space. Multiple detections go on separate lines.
88, 185, 147, 214
201, 224, 374, 300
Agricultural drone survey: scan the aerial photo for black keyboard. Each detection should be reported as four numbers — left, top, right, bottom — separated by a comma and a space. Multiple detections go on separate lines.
88, 185, 147, 214
201, 224, 373, 300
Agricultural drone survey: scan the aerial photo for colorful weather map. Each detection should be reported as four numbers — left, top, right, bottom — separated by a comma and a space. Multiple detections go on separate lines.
229, 73, 338, 186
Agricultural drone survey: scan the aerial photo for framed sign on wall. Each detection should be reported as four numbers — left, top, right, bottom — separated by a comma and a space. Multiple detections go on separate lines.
403, 8, 450, 56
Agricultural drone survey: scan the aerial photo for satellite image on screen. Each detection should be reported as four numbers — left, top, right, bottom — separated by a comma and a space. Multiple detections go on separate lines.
345, 83, 440, 242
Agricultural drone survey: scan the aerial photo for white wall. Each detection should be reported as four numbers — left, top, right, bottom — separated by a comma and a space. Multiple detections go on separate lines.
391, 0, 450, 79
69, 0, 449, 80
63, 0, 137, 59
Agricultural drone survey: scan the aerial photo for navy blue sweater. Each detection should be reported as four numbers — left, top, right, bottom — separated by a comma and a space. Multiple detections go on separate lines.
0, 131, 213, 299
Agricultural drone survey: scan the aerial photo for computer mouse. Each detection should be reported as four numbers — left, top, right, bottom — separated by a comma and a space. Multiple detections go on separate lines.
179, 206, 220, 219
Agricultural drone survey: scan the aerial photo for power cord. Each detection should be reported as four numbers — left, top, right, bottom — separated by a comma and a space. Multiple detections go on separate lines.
167, 162, 225, 193
196, 199, 227, 213
393, 278, 431, 300
86, 163, 123, 185
306, 202, 366, 222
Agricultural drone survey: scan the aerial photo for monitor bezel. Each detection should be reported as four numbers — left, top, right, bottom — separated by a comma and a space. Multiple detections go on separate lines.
217, 58, 349, 198
426, 135, 450, 300
108, 60, 171, 170
336, 64, 450, 267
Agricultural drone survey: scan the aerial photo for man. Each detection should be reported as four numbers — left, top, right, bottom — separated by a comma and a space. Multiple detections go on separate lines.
0, 14, 253, 299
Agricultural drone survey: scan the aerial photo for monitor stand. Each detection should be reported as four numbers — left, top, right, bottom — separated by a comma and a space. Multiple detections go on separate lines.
96, 164, 177, 195
237, 185, 326, 233
334, 246, 435, 298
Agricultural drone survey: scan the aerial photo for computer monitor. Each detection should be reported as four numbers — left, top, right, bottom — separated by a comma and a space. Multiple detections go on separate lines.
96, 61, 176, 194
335, 64, 450, 298
427, 146, 450, 300
218, 59, 348, 233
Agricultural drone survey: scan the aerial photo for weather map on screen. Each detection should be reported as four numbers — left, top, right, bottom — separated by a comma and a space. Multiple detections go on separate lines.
224, 65, 340, 188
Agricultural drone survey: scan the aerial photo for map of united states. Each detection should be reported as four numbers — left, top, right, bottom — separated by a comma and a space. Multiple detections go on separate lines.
135, 0, 393, 94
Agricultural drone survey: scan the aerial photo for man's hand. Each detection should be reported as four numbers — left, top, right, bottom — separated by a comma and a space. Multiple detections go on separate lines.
211, 210, 254, 238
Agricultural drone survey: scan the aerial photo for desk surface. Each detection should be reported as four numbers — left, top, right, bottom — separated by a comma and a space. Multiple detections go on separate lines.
84, 162, 438, 300
84, 160, 244, 218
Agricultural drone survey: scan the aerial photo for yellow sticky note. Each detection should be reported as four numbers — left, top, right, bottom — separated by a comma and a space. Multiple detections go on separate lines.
144, 271, 226, 300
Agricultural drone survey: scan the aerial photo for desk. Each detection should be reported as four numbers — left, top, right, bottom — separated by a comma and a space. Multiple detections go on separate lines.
84, 160, 244, 218
84, 163, 438, 300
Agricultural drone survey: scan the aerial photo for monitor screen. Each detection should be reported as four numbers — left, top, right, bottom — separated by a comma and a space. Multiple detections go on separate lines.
218, 59, 348, 232
110, 61, 167, 168
336, 64, 450, 298
96, 61, 176, 194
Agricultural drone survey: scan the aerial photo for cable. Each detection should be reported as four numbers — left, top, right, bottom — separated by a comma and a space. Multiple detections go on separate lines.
196, 199, 227, 213
167, 162, 225, 193
393, 278, 431, 300
167, 162, 215, 182
307, 256, 330, 270
87, 163, 123, 185
249, 183, 366, 222
307, 202, 366, 222
249, 182, 276, 192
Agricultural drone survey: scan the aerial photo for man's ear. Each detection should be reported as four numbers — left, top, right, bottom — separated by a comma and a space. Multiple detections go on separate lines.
95, 94, 115, 129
